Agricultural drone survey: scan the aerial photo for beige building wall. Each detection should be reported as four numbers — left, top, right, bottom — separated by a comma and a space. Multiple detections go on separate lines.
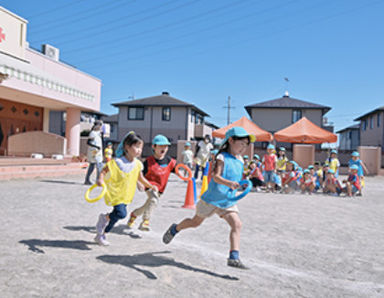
360, 112, 383, 147
0, 7, 27, 60
250, 108, 323, 132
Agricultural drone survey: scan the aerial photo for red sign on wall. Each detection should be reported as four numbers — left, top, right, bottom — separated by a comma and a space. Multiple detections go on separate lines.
0, 27, 6, 43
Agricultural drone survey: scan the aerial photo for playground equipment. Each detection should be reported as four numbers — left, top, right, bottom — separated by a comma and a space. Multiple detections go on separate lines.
85, 183, 107, 203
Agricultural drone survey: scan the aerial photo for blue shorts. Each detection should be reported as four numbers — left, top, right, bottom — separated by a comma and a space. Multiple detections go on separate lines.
264, 171, 275, 183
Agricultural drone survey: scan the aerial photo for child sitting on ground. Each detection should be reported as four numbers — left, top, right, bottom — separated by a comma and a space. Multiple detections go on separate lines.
342, 165, 361, 197
281, 161, 298, 194
323, 169, 342, 196
300, 169, 316, 195
248, 160, 264, 191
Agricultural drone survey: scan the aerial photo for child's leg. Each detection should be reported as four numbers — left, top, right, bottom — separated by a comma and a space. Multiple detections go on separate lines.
104, 204, 127, 233
84, 163, 95, 183
194, 164, 200, 179
222, 212, 242, 251
130, 190, 154, 219
143, 191, 159, 221
177, 214, 205, 231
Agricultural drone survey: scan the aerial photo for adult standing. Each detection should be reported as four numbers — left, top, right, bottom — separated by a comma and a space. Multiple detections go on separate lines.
84, 120, 104, 185
194, 134, 213, 180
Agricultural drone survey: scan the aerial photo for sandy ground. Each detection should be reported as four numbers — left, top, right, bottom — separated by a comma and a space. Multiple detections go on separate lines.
0, 173, 383, 298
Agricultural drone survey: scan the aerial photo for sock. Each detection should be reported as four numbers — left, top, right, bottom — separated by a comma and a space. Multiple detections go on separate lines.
170, 224, 179, 236
229, 250, 239, 260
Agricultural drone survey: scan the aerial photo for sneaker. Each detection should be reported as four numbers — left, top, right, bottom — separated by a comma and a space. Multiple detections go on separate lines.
96, 214, 109, 235
94, 234, 110, 246
84, 181, 92, 185
227, 258, 249, 269
163, 223, 177, 244
127, 212, 137, 228
138, 220, 150, 231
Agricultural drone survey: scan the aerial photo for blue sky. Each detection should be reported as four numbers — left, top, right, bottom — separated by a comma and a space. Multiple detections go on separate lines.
2, 0, 384, 132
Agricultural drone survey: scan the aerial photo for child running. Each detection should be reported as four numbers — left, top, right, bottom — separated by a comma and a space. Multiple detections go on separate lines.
94, 132, 156, 246
127, 134, 176, 231
162, 127, 255, 269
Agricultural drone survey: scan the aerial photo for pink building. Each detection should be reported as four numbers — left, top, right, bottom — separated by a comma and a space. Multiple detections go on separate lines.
0, 6, 101, 156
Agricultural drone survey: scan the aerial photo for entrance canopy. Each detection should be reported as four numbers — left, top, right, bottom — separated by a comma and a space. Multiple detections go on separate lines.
274, 117, 337, 144
212, 116, 272, 142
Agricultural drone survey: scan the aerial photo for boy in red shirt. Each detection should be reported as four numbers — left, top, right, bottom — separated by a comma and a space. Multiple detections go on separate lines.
262, 144, 277, 192
342, 165, 361, 197
127, 134, 176, 231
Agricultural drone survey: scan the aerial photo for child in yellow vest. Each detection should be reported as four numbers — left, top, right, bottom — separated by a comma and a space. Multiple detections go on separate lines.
94, 132, 156, 246
104, 142, 113, 162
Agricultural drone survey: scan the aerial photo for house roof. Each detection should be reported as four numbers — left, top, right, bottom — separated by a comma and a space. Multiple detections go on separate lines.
112, 92, 209, 117
101, 113, 118, 123
244, 94, 331, 116
354, 106, 384, 121
336, 124, 360, 134
204, 121, 219, 129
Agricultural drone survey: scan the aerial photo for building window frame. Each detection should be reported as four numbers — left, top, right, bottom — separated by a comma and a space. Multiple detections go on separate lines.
377, 113, 381, 127
362, 119, 367, 131
370, 116, 374, 129
162, 107, 171, 121
292, 109, 302, 123
128, 107, 144, 120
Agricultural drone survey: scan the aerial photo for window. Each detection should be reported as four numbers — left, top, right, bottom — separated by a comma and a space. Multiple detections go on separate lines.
162, 107, 171, 121
370, 116, 374, 129
362, 119, 367, 131
292, 109, 302, 123
128, 107, 144, 120
191, 111, 195, 123
378, 113, 381, 127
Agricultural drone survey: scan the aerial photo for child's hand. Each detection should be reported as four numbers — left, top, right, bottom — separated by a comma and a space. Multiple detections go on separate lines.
96, 179, 103, 186
228, 181, 240, 190
151, 185, 159, 193
137, 181, 145, 192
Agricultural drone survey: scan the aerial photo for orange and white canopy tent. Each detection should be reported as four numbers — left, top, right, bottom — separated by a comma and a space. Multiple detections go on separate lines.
212, 116, 273, 142
274, 117, 337, 144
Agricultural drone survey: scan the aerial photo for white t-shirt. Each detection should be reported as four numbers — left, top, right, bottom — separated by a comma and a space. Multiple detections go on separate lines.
87, 130, 103, 163
182, 149, 193, 164
195, 141, 213, 165
216, 153, 244, 163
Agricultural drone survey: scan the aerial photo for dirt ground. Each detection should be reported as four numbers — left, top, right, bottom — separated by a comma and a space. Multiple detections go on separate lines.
0, 173, 383, 297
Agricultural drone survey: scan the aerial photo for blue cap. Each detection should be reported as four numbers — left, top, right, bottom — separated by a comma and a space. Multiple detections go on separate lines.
328, 169, 335, 174
267, 144, 275, 150
279, 147, 286, 151
211, 149, 218, 155
222, 127, 256, 145
243, 155, 249, 159
350, 164, 359, 170
185, 142, 191, 146
308, 165, 314, 169
152, 134, 171, 145
107, 142, 112, 146
253, 154, 260, 160
303, 169, 310, 174
351, 151, 359, 157
331, 149, 338, 154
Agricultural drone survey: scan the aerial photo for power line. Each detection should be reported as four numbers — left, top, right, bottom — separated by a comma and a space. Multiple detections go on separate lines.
41, 0, 250, 50
26, 0, 85, 19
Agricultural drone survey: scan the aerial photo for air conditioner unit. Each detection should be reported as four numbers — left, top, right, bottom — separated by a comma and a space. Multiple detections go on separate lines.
42, 44, 60, 61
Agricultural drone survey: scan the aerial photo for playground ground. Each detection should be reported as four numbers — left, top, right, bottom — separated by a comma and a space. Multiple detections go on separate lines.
1, 173, 383, 297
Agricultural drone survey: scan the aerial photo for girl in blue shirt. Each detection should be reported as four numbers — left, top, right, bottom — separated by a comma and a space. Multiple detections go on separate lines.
162, 127, 255, 269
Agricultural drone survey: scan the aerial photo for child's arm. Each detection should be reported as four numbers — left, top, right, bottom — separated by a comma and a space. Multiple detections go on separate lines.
138, 172, 158, 192
212, 159, 240, 190
96, 166, 109, 186
361, 160, 369, 175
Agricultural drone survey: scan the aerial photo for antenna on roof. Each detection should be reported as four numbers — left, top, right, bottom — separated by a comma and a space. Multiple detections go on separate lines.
284, 90, 289, 97
283, 77, 290, 97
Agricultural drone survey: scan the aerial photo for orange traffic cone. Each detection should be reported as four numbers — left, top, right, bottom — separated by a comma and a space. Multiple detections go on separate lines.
200, 175, 208, 198
182, 179, 195, 209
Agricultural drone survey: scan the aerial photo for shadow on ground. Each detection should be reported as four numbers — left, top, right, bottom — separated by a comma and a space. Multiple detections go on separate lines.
97, 251, 239, 280
63, 225, 142, 238
39, 179, 84, 185
19, 239, 96, 254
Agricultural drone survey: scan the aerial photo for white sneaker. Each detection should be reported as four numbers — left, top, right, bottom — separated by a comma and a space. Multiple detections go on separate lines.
94, 234, 110, 246
96, 213, 109, 235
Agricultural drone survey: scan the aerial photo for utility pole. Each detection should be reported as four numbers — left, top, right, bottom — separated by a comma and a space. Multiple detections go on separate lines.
223, 96, 235, 125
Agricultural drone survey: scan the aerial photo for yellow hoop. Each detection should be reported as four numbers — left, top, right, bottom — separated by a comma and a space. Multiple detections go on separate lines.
85, 183, 107, 203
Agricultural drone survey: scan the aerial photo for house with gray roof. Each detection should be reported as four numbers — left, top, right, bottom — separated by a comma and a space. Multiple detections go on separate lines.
337, 124, 360, 150
244, 92, 333, 148
354, 106, 384, 151
111, 91, 212, 157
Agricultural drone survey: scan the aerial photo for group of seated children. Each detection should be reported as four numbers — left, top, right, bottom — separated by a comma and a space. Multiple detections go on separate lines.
242, 148, 368, 197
